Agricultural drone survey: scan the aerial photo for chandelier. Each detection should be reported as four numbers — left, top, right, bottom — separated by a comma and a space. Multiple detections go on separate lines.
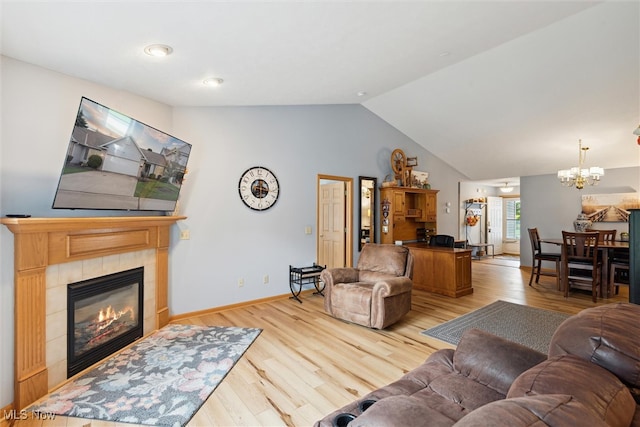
499, 182, 514, 193
557, 139, 604, 189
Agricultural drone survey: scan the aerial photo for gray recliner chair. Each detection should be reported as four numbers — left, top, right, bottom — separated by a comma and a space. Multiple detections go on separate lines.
320, 244, 414, 329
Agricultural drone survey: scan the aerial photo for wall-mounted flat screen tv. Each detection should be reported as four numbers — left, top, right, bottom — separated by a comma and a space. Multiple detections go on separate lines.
52, 97, 192, 212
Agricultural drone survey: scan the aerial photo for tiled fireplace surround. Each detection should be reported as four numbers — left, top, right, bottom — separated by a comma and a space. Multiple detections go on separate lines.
1, 216, 184, 410
46, 249, 156, 388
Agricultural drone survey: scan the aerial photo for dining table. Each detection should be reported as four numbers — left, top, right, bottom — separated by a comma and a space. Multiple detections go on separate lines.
540, 237, 629, 298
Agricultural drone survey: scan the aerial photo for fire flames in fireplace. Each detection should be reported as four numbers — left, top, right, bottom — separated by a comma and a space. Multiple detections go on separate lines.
76, 304, 137, 355
81, 306, 137, 353
98, 305, 135, 330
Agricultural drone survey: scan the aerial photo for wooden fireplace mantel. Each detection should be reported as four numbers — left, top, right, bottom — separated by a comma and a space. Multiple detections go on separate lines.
1, 215, 185, 409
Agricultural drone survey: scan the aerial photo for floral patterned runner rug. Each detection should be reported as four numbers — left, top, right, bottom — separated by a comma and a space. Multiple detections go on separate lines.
29, 324, 262, 426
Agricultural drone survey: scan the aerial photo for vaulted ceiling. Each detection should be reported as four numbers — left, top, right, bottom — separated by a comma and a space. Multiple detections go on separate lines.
2, 1, 638, 182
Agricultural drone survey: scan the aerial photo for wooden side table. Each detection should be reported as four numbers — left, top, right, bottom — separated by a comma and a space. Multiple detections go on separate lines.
289, 264, 325, 303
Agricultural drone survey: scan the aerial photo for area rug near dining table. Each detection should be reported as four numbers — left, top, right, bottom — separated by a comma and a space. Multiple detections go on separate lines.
29, 324, 262, 426
421, 300, 570, 353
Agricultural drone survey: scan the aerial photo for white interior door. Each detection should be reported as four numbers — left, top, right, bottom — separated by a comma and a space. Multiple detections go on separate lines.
487, 196, 503, 255
318, 181, 346, 268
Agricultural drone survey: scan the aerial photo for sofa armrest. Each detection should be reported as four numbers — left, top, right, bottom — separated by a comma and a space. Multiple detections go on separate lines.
321, 268, 359, 314
453, 329, 547, 396
321, 268, 359, 287
372, 276, 413, 298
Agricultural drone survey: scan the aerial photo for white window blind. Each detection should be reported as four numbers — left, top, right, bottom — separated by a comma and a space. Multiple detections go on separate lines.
505, 199, 520, 240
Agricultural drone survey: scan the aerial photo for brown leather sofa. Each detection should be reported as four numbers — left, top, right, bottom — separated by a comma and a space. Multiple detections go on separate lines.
321, 243, 414, 329
316, 303, 640, 427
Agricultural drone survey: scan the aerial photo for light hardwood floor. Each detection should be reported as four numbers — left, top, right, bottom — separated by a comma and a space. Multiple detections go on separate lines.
10, 260, 629, 427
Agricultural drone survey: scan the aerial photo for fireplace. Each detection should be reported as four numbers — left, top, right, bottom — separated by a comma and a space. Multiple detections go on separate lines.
2, 215, 183, 409
67, 267, 144, 377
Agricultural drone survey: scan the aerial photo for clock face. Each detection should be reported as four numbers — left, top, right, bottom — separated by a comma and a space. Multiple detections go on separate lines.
238, 166, 280, 211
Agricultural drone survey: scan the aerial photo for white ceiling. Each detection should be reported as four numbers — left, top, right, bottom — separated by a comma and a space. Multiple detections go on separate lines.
1, 1, 638, 182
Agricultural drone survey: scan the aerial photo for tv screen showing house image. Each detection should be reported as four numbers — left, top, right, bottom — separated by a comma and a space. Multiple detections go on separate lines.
52, 97, 192, 211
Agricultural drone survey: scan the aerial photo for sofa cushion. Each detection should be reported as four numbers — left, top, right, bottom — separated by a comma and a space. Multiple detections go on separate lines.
330, 282, 373, 327
425, 373, 504, 414
358, 270, 401, 283
548, 302, 640, 391
453, 394, 608, 427
453, 329, 547, 396
357, 244, 409, 277
508, 354, 635, 427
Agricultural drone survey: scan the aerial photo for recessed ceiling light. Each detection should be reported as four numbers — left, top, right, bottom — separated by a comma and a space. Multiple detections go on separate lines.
144, 44, 173, 57
356, 91, 367, 97
203, 77, 224, 87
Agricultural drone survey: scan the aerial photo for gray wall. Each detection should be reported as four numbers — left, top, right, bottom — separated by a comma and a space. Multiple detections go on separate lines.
168, 105, 465, 314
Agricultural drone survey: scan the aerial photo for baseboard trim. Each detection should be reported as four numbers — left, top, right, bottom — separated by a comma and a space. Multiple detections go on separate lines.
169, 290, 316, 322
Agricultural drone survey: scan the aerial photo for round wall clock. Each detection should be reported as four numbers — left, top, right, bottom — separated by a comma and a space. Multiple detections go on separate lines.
238, 166, 280, 211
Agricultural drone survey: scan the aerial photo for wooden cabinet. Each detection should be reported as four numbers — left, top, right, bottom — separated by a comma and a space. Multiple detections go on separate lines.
406, 244, 473, 297
425, 191, 437, 221
380, 187, 438, 244
392, 190, 405, 216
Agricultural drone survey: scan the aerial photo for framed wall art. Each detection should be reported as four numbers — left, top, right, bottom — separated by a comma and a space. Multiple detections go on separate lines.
581, 192, 640, 222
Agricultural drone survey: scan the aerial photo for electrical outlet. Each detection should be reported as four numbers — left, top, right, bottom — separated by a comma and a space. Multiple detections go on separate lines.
263, 275, 269, 284
238, 278, 244, 287
180, 230, 190, 240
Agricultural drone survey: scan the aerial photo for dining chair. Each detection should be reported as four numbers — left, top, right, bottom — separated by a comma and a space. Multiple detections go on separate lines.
527, 228, 561, 289
610, 248, 630, 295
596, 229, 617, 295
562, 231, 602, 303
597, 229, 617, 243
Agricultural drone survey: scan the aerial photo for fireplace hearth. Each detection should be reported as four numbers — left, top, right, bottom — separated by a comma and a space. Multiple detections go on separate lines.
67, 267, 144, 377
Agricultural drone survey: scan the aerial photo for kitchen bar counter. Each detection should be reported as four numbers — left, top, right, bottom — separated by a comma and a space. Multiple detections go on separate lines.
404, 243, 473, 297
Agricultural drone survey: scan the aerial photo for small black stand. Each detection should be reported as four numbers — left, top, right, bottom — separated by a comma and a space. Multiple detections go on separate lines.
289, 264, 326, 303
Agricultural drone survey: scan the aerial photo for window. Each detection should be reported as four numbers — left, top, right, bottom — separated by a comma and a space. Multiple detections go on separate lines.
505, 199, 520, 240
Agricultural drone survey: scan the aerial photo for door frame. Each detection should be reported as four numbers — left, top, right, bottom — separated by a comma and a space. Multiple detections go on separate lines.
317, 174, 353, 268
